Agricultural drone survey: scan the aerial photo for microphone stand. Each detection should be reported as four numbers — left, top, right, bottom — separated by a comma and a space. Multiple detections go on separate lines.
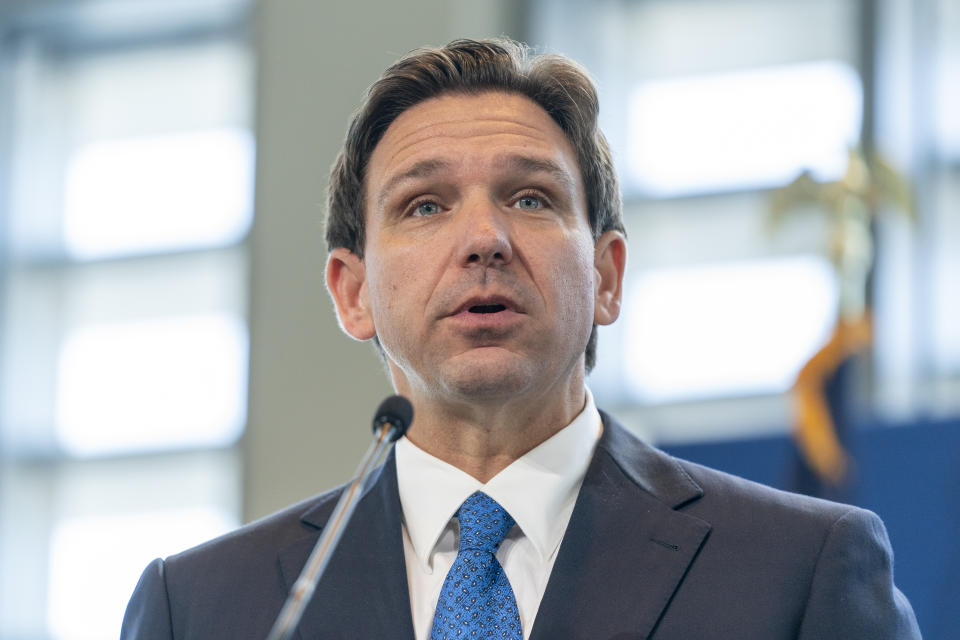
265, 397, 411, 640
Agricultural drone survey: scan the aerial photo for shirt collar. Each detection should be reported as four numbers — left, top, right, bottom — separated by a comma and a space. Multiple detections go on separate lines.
395, 388, 602, 570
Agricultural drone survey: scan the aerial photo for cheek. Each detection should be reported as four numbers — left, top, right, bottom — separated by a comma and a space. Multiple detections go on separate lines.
366, 253, 427, 331
561, 236, 596, 290
368, 270, 403, 319
541, 236, 596, 318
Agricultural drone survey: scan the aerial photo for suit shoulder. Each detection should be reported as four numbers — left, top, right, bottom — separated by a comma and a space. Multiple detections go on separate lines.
670, 456, 895, 569
165, 485, 344, 572
675, 456, 865, 526
598, 412, 864, 530
595, 415, 919, 638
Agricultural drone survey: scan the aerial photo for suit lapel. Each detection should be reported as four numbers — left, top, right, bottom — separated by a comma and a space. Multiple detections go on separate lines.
529, 415, 711, 640
276, 452, 416, 640
273, 415, 710, 640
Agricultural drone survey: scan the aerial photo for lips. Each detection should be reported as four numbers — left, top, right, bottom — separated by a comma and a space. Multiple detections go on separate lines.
451, 294, 523, 316
469, 303, 507, 314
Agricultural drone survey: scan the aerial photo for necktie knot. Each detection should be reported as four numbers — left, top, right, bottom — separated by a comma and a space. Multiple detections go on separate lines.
456, 491, 515, 555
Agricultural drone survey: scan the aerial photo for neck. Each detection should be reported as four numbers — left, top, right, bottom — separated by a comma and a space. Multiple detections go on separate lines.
397, 379, 586, 483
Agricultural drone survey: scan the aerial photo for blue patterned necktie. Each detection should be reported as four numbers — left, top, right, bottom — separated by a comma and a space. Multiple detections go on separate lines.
430, 491, 523, 640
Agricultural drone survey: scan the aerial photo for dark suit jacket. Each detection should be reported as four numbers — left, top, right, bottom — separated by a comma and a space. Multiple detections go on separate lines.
121, 413, 921, 639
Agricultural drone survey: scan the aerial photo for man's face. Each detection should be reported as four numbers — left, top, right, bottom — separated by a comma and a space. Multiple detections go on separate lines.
328, 91, 623, 406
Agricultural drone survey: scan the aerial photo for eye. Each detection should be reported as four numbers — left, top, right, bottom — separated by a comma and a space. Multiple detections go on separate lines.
514, 195, 543, 210
413, 200, 441, 216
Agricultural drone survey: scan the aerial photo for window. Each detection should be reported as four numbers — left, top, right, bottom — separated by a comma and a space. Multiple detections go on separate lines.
529, 0, 960, 436
626, 62, 861, 197
0, 2, 253, 637
625, 256, 837, 402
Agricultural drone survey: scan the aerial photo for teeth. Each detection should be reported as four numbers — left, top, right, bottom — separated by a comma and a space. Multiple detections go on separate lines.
469, 304, 506, 314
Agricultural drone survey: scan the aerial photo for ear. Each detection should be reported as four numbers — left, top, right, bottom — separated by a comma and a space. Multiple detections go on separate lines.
325, 248, 377, 340
593, 230, 627, 326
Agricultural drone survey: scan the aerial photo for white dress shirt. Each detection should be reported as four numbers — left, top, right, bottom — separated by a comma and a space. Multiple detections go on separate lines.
394, 388, 602, 640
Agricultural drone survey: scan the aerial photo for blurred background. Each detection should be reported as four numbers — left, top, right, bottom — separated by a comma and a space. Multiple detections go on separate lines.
0, 0, 956, 637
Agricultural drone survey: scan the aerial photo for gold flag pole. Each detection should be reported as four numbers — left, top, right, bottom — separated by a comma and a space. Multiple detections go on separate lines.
768, 149, 913, 485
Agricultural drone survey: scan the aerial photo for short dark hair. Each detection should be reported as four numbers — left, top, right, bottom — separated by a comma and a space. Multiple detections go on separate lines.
326, 38, 623, 371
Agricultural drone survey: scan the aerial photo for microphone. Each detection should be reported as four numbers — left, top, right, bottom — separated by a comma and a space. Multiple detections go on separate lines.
372, 394, 413, 442
265, 395, 414, 640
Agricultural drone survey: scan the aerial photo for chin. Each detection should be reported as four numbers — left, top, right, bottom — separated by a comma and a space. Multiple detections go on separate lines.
437, 353, 538, 401
443, 375, 529, 401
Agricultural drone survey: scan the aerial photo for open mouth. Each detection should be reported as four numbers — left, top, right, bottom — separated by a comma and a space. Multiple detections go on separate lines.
469, 304, 507, 314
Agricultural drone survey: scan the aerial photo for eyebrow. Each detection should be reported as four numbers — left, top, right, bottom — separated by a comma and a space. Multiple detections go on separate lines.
501, 155, 578, 194
377, 159, 451, 208
375, 154, 579, 208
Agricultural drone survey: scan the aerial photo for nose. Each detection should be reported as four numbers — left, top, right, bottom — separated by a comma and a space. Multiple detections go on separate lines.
457, 196, 513, 268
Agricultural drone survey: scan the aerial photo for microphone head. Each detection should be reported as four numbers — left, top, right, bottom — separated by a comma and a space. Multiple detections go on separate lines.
372, 395, 414, 441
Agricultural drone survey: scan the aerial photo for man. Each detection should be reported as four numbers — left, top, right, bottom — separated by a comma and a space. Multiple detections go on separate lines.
122, 38, 920, 639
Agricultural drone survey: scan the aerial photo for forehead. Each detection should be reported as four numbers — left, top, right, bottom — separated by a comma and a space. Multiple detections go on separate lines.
366, 91, 581, 192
